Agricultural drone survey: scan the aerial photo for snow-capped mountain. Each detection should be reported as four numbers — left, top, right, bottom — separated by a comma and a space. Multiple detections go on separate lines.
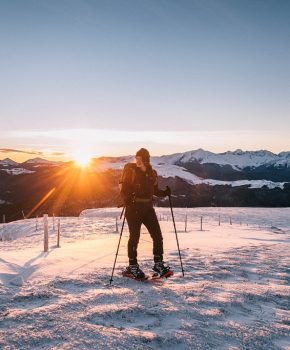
90, 148, 290, 185
0, 158, 19, 166
154, 149, 290, 169
21, 157, 61, 165
20, 158, 65, 167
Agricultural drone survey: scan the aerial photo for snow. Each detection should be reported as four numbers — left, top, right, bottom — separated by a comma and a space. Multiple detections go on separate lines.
203, 179, 286, 189
152, 162, 202, 182
0, 208, 289, 349
91, 156, 134, 171
0, 168, 35, 175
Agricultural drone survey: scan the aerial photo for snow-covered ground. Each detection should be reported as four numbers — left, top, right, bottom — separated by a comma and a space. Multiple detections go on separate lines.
0, 208, 289, 349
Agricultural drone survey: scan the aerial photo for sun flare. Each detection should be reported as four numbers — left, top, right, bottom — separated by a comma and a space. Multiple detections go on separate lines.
73, 152, 93, 167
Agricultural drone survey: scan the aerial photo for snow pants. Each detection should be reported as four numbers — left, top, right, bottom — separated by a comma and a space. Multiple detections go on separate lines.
125, 202, 164, 265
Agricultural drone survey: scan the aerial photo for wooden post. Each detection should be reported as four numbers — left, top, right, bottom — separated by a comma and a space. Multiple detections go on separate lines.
57, 219, 60, 247
218, 215, 221, 226
200, 216, 203, 231
185, 214, 187, 232
43, 214, 48, 252
115, 217, 119, 233
230, 217, 232, 225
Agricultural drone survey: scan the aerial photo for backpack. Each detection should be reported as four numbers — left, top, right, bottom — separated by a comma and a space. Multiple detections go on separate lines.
119, 163, 137, 190
119, 163, 158, 190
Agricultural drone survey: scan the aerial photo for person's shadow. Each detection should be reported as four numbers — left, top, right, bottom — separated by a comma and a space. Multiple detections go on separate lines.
0, 248, 56, 288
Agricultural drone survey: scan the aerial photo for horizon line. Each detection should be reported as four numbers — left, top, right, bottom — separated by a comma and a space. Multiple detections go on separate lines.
1, 147, 290, 163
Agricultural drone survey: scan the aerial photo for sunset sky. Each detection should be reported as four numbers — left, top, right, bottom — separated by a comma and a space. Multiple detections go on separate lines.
0, 0, 289, 162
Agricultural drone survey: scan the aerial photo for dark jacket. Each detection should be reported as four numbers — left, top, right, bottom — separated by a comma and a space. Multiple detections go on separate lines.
120, 163, 167, 205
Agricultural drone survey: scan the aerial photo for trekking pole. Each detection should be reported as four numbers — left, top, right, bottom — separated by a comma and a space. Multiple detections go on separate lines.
168, 195, 185, 277
110, 207, 126, 285
119, 206, 125, 220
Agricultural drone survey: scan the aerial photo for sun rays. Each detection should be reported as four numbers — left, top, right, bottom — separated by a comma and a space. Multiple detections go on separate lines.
26, 161, 99, 218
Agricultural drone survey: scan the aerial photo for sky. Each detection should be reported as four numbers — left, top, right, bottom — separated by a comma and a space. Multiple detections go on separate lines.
0, 0, 289, 162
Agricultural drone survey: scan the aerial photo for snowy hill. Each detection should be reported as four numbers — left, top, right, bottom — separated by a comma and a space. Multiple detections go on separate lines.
0, 208, 289, 349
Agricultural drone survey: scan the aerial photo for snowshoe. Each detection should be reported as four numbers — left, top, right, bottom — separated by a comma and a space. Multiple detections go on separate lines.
122, 264, 148, 281
152, 261, 174, 279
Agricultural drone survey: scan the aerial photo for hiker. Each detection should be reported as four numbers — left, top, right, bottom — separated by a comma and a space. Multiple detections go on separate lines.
119, 148, 173, 279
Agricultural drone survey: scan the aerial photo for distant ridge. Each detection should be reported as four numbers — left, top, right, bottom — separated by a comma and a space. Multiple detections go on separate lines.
21, 157, 63, 165
154, 148, 290, 169
0, 158, 19, 166
1, 149, 290, 168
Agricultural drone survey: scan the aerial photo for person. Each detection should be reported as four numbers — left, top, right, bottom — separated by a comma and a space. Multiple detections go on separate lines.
119, 148, 173, 279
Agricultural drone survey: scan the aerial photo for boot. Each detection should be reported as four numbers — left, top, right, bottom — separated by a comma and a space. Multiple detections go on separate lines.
124, 264, 145, 279
153, 261, 173, 277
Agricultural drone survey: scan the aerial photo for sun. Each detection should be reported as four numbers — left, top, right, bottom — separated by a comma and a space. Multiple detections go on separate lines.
73, 151, 93, 167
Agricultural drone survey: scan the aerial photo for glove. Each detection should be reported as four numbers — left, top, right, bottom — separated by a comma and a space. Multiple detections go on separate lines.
164, 186, 171, 197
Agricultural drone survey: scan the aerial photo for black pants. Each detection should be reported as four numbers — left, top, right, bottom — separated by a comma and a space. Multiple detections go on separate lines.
125, 203, 163, 265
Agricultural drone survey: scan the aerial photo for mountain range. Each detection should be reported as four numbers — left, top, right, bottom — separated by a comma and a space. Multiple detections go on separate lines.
1, 149, 289, 222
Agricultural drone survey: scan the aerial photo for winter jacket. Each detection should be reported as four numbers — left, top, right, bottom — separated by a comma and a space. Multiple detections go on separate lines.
120, 163, 168, 205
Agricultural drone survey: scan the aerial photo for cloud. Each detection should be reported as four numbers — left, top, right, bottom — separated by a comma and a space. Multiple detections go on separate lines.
0, 148, 66, 157
51, 152, 66, 156
0, 148, 43, 155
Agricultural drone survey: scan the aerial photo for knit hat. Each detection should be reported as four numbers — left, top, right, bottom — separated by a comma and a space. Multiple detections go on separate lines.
136, 148, 150, 163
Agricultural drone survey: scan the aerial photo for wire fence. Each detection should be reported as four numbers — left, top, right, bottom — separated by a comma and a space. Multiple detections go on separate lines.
1, 207, 289, 247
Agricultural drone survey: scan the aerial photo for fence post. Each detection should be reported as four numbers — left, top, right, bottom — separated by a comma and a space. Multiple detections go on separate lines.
43, 214, 48, 252
57, 219, 60, 247
200, 216, 203, 231
115, 217, 119, 233
230, 217, 232, 225
218, 215, 221, 226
